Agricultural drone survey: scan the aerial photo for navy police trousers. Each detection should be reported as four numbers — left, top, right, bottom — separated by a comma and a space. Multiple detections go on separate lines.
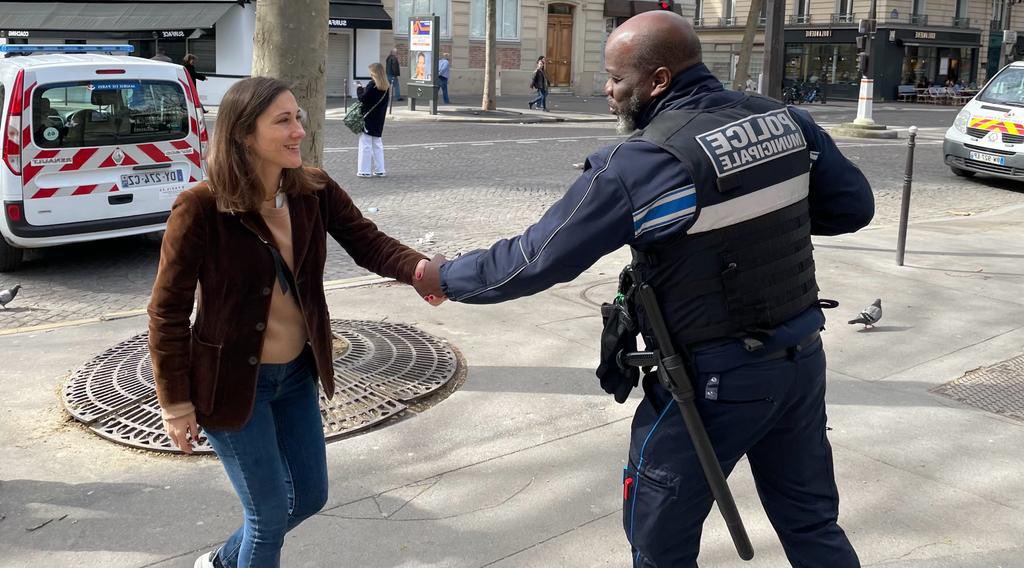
622, 326, 860, 567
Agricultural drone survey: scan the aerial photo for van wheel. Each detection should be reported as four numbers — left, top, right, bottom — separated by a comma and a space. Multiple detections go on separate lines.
0, 239, 25, 272
951, 166, 976, 178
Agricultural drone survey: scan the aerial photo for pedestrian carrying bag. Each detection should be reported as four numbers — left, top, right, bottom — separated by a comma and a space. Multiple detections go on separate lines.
343, 88, 388, 135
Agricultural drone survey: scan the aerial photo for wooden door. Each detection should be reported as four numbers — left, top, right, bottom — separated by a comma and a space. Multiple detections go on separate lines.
546, 14, 573, 86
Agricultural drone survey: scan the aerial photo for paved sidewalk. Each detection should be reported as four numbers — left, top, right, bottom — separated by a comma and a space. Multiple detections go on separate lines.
2, 204, 1023, 567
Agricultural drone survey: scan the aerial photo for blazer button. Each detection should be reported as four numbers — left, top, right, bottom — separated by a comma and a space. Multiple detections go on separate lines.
255, 322, 266, 331
248, 356, 259, 365
261, 287, 272, 296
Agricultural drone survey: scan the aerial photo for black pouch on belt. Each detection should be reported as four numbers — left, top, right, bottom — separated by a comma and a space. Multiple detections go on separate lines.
596, 268, 641, 403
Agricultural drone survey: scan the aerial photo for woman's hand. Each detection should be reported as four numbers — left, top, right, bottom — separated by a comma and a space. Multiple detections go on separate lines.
415, 256, 447, 306
163, 412, 204, 454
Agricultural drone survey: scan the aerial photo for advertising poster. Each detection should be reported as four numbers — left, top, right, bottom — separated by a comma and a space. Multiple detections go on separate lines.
411, 51, 432, 82
410, 19, 432, 51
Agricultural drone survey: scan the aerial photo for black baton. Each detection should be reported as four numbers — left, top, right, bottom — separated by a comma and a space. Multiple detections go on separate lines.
636, 283, 754, 561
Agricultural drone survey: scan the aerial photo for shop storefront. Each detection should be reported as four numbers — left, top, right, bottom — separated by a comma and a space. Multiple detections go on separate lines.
784, 26, 981, 101
783, 28, 860, 100
870, 28, 981, 99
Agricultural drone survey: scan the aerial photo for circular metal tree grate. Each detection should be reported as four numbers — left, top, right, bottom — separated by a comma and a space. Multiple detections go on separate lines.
62, 320, 460, 454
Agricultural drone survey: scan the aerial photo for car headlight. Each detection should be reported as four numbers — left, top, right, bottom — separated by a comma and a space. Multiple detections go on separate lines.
953, 110, 970, 134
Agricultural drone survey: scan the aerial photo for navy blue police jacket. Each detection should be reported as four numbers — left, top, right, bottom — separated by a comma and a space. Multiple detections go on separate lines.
439, 63, 873, 346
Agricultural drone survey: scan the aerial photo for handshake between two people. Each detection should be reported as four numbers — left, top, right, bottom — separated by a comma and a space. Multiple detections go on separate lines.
413, 254, 448, 306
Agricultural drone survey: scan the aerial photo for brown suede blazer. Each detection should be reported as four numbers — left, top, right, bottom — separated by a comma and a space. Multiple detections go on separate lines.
148, 172, 425, 430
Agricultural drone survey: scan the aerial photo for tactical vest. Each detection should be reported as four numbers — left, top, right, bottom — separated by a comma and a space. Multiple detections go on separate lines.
631, 94, 819, 348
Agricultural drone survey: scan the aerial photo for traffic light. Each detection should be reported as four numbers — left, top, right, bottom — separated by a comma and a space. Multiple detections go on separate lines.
658, 0, 674, 9
856, 52, 869, 74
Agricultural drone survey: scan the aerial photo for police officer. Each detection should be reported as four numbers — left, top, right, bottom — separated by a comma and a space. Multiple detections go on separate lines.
414, 10, 871, 567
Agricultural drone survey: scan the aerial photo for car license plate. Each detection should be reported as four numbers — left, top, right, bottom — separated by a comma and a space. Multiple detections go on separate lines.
968, 151, 1006, 166
120, 169, 185, 189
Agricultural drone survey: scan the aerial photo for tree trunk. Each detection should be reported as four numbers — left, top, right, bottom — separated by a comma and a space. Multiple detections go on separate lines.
252, 0, 329, 167
481, 0, 497, 110
733, 0, 763, 91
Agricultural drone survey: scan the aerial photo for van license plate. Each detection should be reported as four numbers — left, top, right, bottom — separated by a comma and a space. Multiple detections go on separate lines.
968, 151, 1006, 166
120, 169, 185, 189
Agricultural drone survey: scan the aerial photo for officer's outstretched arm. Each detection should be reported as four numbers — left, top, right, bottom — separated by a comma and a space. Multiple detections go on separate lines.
790, 107, 875, 236
439, 157, 636, 304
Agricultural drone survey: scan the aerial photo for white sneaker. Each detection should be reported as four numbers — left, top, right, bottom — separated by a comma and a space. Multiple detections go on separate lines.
356, 173, 372, 178
373, 171, 386, 177
194, 550, 220, 568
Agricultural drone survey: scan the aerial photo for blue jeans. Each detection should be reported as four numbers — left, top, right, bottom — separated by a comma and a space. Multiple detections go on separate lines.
204, 349, 328, 568
388, 74, 401, 100
438, 76, 450, 103
529, 88, 547, 110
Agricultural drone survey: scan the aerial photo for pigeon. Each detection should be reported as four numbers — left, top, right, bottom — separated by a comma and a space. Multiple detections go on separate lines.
0, 284, 20, 309
848, 298, 882, 327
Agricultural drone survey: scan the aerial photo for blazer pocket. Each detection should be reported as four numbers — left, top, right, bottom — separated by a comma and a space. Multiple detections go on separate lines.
189, 332, 222, 415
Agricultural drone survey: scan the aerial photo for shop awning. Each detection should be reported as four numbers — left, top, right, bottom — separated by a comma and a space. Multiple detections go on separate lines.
0, 1, 236, 31
329, 1, 393, 30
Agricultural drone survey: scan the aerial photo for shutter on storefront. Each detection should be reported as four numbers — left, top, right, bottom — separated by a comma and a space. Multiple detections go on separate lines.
327, 32, 351, 97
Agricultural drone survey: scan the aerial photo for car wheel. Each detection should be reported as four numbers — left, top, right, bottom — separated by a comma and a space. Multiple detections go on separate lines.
950, 166, 976, 178
0, 238, 24, 272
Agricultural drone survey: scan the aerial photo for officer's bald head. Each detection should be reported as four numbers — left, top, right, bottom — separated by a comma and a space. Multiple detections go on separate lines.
604, 12, 702, 133
607, 11, 701, 76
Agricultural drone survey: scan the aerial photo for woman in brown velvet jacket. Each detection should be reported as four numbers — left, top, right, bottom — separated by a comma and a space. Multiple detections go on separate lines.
147, 77, 437, 568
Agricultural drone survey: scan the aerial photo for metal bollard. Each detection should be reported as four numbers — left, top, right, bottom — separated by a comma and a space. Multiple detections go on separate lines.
896, 125, 917, 266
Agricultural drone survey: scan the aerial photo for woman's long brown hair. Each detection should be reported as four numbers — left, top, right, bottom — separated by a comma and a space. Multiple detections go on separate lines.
206, 77, 323, 213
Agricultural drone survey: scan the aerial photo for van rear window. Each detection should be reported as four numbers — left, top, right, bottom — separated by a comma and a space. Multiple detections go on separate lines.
32, 80, 190, 149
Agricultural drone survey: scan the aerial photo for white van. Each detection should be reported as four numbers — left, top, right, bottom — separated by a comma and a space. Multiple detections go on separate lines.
0, 45, 207, 271
944, 61, 1024, 180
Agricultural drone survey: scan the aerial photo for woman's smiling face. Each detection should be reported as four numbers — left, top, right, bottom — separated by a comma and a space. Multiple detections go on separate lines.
247, 90, 306, 170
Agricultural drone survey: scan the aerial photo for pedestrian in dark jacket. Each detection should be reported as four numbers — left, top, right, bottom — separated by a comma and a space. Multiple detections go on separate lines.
386, 47, 403, 101
149, 76, 430, 568
182, 53, 207, 110
529, 56, 549, 111
355, 63, 390, 177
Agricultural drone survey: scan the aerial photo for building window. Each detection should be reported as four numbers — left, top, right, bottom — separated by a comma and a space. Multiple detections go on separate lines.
837, 0, 853, 16
911, 0, 923, 15
470, 0, 520, 41
723, 0, 736, 24
796, 0, 810, 17
955, 0, 966, 17
395, 0, 451, 38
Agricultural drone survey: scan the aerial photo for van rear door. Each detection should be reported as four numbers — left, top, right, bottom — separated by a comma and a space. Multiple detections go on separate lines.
19, 65, 202, 226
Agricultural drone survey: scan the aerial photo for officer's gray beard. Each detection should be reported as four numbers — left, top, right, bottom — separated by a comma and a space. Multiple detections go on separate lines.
614, 90, 644, 135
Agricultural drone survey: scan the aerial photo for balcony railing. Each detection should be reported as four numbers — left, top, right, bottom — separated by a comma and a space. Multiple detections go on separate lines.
720, 16, 738, 26
789, 14, 812, 24
910, 13, 928, 25
990, 18, 1003, 31
831, 12, 855, 23
693, 16, 707, 27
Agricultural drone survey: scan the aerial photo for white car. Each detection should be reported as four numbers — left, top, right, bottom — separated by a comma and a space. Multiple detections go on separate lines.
0, 44, 207, 271
944, 61, 1024, 180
